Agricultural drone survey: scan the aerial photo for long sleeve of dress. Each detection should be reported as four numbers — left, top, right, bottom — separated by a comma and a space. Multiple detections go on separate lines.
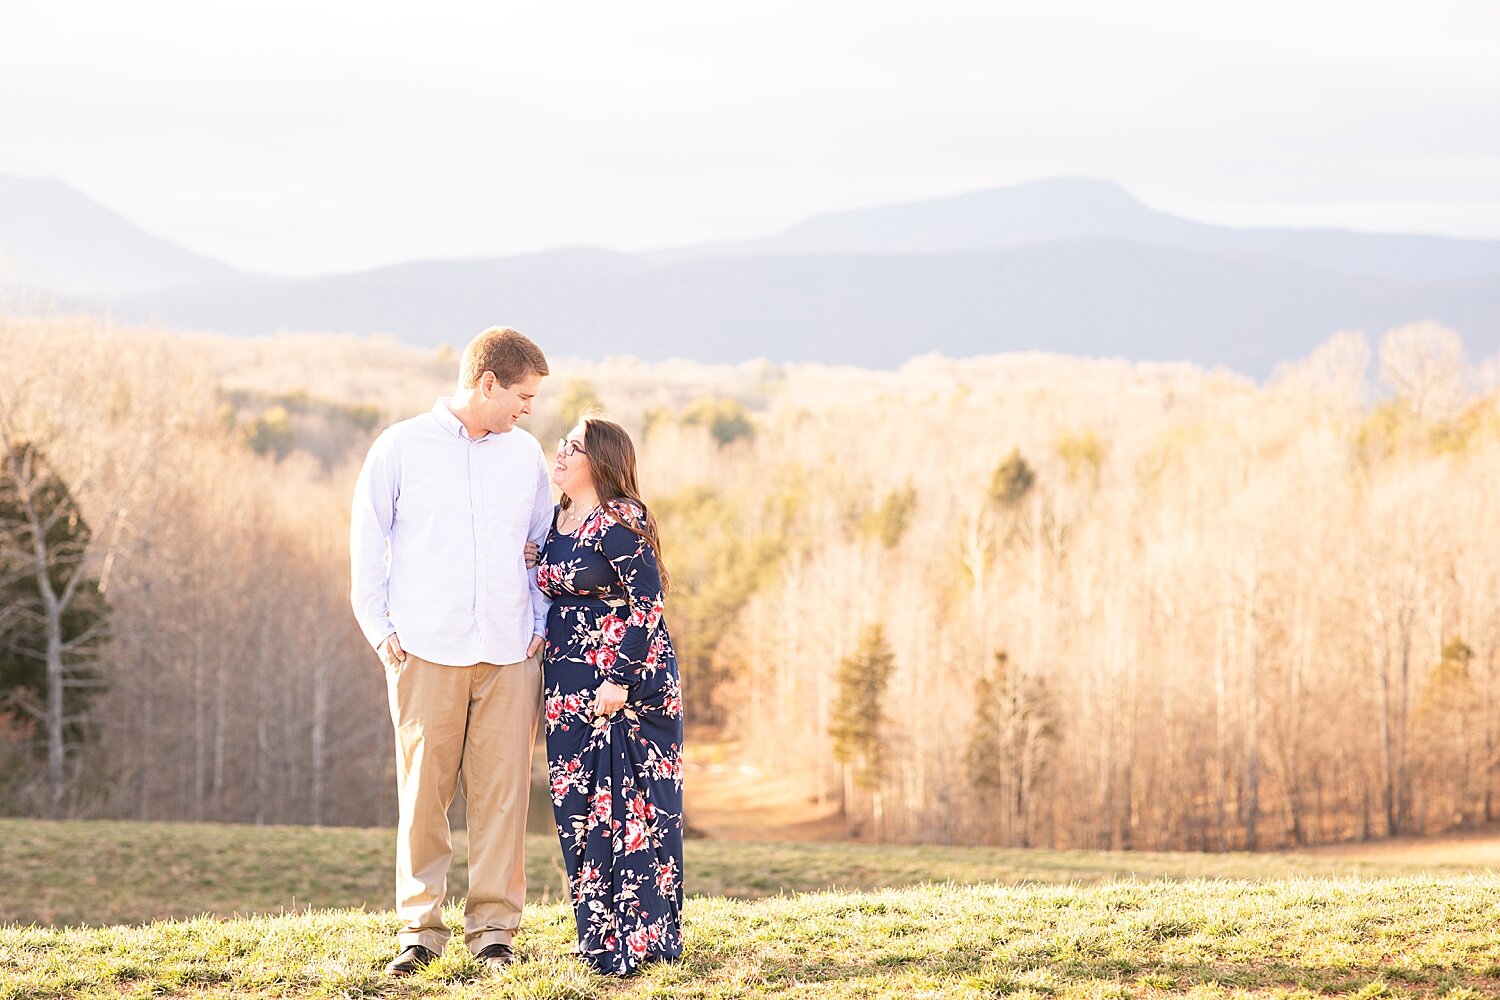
595, 500, 666, 690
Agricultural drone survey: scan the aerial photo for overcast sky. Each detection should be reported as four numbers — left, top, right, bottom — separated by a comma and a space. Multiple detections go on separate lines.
4, 0, 1499, 275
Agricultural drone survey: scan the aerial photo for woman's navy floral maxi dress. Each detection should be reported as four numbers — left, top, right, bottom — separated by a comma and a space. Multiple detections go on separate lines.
536, 499, 685, 975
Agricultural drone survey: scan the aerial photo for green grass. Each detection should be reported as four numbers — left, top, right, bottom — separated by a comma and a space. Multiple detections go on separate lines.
0, 818, 1460, 927
5, 879, 1500, 998
3, 819, 1500, 998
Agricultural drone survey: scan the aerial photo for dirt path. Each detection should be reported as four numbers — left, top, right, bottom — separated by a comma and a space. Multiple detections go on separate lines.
1297, 822, 1500, 868
682, 730, 846, 841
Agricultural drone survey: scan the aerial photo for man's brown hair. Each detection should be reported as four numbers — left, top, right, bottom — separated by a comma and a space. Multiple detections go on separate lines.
460, 327, 549, 389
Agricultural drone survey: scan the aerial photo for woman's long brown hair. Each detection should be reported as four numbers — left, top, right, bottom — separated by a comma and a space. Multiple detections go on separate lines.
561, 416, 671, 597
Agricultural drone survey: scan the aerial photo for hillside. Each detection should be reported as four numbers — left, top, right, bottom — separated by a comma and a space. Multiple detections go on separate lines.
2, 819, 1499, 998
8, 316, 1500, 856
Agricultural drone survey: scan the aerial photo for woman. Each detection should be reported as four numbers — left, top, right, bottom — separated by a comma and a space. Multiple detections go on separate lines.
534, 416, 684, 975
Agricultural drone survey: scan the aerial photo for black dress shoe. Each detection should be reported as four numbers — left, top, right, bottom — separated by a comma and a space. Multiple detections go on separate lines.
475, 942, 516, 968
385, 944, 438, 976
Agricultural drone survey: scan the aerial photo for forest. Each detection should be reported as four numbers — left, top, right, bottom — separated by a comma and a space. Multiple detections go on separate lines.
2, 313, 1495, 852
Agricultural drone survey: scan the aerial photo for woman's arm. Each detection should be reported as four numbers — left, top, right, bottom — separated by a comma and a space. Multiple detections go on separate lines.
594, 500, 665, 691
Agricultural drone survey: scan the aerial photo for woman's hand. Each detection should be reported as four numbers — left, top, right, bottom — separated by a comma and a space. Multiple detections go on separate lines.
592, 680, 628, 717
524, 541, 539, 568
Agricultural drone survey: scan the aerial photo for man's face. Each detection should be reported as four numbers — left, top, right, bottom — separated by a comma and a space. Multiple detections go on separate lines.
482, 370, 543, 433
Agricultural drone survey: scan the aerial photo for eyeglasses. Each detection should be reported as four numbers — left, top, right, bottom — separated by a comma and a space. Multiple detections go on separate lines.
557, 438, 587, 458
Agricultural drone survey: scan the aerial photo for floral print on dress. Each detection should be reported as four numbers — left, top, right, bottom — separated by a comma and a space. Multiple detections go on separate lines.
537, 499, 685, 975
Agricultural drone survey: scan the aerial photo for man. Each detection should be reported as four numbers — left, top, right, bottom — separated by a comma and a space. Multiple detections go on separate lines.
350, 326, 553, 975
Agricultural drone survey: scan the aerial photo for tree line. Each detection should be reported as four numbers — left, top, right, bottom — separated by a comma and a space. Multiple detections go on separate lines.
4, 315, 1498, 854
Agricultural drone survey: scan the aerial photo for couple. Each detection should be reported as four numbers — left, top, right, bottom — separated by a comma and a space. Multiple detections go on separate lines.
349, 326, 684, 978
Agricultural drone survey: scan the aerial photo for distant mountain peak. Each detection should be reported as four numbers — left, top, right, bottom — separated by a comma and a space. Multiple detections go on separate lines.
783, 176, 1162, 238
646, 175, 1188, 261
0, 172, 239, 296
644, 175, 1500, 286
816, 175, 1144, 215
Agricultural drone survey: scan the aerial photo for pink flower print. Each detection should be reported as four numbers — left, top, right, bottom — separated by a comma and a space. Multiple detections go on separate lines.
627, 793, 655, 821
600, 614, 628, 644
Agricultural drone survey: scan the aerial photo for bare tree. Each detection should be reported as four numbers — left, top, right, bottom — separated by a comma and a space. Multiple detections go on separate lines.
0, 437, 112, 817
0, 348, 158, 817
1379, 322, 1467, 421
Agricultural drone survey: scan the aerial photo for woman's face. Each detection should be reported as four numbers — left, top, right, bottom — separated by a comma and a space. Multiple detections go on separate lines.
551, 422, 594, 497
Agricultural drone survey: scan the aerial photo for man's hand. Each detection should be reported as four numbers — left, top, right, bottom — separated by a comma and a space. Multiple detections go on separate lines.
592, 680, 628, 717
524, 541, 539, 568
527, 633, 544, 658
379, 633, 406, 668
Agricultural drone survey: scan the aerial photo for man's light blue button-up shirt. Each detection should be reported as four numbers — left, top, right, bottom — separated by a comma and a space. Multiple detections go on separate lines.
350, 398, 552, 666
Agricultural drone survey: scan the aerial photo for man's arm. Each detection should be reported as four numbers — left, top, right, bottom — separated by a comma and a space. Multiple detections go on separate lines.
350, 431, 399, 653
525, 443, 553, 656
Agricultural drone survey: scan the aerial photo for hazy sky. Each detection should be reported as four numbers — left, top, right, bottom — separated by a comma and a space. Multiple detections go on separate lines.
5, 0, 1499, 275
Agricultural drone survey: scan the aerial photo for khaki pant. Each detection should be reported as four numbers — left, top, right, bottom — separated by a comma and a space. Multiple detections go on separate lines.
385, 651, 542, 954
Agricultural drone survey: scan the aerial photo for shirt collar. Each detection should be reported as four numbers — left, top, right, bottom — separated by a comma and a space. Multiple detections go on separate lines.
431, 397, 488, 441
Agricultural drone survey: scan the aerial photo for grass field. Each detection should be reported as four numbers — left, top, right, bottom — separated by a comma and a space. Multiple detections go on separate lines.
0, 817, 1460, 927
3, 818, 1499, 998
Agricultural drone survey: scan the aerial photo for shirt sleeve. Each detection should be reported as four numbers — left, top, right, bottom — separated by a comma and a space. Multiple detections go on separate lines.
349, 430, 399, 649
595, 500, 666, 689
526, 445, 553, 638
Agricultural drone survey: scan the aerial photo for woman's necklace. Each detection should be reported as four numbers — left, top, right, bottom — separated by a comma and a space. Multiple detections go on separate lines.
563, 498, 599, 528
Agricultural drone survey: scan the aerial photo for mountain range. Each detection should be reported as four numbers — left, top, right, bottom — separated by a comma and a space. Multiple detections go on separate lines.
3, 173, 1498, 377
